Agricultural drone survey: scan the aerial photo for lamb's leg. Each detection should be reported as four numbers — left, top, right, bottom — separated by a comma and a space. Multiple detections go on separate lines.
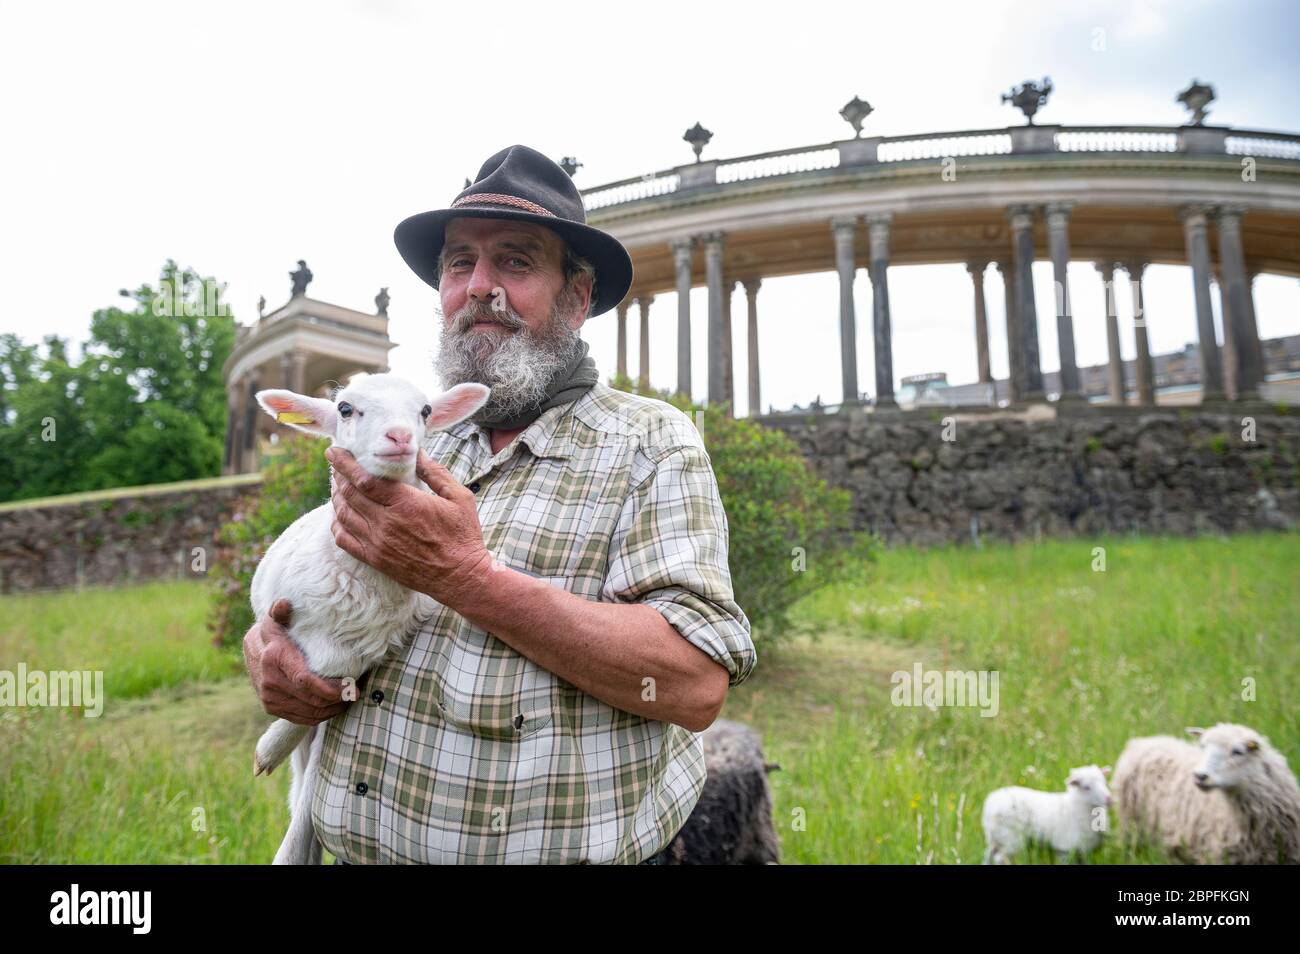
254, 718, 310, 776
273, 725, 325, 865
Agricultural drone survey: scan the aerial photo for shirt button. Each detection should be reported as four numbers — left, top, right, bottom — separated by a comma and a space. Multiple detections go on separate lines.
355, 781, 369, 796
468, 481, 482, 493
370, 689, 384, 705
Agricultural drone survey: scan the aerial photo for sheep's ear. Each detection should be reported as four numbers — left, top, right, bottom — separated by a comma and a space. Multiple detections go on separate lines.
1246, 739, 1260, 752
1185, 727, 1205, 739
1101, 765, 1112, 776
256, 389, 338, 438
1067, 777, 1080, 787
424, 383, 490, 433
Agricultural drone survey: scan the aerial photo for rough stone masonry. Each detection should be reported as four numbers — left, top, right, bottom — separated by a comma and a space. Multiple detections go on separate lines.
761, 404, 1299, 546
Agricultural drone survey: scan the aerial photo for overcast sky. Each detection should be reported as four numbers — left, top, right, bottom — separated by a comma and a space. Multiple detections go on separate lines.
2, 0, 1298, 414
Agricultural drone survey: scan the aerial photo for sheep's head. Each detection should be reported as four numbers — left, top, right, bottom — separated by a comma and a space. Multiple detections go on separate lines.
1065, 765, 1112, 807
1187, 723, 1266, 791
256, 374, 489, 481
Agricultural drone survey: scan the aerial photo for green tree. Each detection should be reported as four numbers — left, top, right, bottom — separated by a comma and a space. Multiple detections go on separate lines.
0, 261, 236, 502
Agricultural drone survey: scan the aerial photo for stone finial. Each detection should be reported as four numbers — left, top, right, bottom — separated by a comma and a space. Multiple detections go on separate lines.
839, 96, 874, 139
1177, 79, 1216, 126
257, 295, 266, 318
289, 260, 313, 298
375, 287, 390, 316
1001, 77, 1053, 125
683, 122, 713, 162
558, 156, 583, 177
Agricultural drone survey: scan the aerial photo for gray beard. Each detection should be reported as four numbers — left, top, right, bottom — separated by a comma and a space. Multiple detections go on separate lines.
434, 297, 580, 424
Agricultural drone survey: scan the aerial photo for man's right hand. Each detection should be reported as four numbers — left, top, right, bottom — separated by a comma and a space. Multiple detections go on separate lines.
242, 599, 349, 726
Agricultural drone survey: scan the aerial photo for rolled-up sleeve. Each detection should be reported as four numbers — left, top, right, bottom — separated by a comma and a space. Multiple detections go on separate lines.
602, 443, 757, 688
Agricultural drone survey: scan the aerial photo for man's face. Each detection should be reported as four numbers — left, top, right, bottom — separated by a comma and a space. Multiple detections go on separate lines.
433, 217, 593, 424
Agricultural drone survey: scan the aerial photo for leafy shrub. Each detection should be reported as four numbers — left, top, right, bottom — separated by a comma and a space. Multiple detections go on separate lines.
208, 435, 329, 648
609, 373, 871, 643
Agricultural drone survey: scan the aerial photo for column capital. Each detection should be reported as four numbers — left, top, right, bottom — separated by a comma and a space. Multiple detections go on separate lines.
1093, 261, 1115, 280
1006, 204, 1036, 231
994, 259, 1014, 276
866, 213, 892, 251
616, 299, 630, 314
635, 294, 655, 308
1213, 204, 1247, 234
741, 276, 762, 296
830, 214, 859, 231
700, 230, 726, 250
1121, 261, 1148, 279
1179, 204, 1215, 230
669, 237, 694, 267
965, 260, 989, 278
1043, 201, 1073, 229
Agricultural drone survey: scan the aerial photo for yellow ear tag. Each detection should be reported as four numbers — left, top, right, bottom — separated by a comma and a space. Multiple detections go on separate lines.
277, 411, 315, 425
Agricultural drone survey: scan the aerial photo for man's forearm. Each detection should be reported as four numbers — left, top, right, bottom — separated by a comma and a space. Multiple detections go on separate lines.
434, 553, 728, 732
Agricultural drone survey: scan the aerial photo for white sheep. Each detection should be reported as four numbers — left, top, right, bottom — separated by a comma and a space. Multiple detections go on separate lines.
1112, 723, 1300, 864
250, 372, 489, 865
982, 765, 1112, 863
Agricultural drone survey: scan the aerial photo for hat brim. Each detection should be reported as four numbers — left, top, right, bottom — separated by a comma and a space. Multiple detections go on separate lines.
394, 207, 633, 318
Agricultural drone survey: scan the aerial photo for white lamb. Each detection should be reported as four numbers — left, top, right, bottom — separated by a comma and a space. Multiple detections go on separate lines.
1112, 723, 1300, 864
982, 765, 1112, 863
250, 372, 489, 865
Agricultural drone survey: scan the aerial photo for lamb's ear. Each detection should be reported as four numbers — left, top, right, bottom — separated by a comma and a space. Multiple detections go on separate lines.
1185, 727, 1205, 739
1067, 776, 1080, 787
256, 389, 338, 438
1101, 765, 1112, 776
424, 383, 490, 433
1246, 739, 1260, 752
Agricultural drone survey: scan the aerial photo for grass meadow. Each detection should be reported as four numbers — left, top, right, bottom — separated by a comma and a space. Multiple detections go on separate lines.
2, 533, 1296, 864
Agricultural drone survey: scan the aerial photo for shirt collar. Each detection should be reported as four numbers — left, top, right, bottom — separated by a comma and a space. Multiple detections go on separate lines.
445, 391, 586, 462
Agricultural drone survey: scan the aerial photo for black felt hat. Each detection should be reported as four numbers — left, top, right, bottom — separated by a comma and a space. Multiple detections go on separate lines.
393, 144, 633, 317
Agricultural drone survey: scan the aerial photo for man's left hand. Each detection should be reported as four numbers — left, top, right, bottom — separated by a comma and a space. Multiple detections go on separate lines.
326, 447, 491, 605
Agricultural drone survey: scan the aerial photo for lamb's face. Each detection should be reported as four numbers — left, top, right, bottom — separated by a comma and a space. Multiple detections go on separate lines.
1189, 724, 1263, 791
332, 377, 435, 481
1066, 765, 1112, 807
255, 375, 490, 482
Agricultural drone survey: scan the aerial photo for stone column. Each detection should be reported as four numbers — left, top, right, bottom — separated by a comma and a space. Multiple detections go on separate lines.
289, 350, 307, 395
995, 260, 1023, 403
670, 238, 694, 398
615, 300, 629, 379
1007, 205, 1044, 399
722, 279, 735, 414
1180, 205, 1225, 401
966, 261, 992, 384
831, 216, 861, 404
223, 380, 240, 475
703, 231, 727, 407
1125, 262, 1156, 406
241, 371, 260, 471
1044, 202, 1081, 399
1214, 207, 1265, 400
866, 213, 896, 407
637, 295, 653, 391
1095, 262, 1125, 404
743, 278, 761, 416
1212, 268, 1237, 399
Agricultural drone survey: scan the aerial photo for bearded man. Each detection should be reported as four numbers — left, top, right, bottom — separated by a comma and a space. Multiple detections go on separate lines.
242, 144, 755, 864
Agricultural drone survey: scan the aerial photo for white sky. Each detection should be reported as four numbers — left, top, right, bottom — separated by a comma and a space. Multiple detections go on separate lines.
2, 0, 1297, 414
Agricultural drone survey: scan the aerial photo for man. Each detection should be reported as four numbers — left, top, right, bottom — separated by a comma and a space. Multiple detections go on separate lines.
242, 144, 756, 864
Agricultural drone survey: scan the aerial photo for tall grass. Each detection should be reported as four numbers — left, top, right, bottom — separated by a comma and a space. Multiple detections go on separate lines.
1, 533, 1295, 863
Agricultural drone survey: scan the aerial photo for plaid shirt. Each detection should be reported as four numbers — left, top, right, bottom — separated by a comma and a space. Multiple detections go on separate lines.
311, 382, 757, 864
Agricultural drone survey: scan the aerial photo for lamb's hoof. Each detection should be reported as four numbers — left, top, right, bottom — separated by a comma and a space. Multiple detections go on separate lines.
253, 753, 272, 776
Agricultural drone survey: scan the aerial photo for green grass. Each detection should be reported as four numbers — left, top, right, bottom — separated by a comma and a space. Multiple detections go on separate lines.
1, 533, 1296, 863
